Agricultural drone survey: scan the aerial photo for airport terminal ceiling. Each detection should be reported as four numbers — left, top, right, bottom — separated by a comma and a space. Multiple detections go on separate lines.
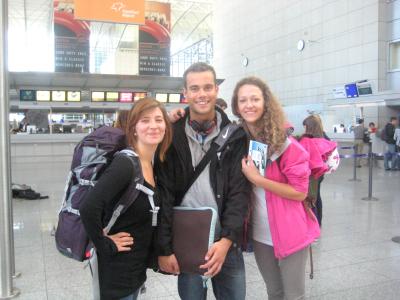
8, 0, 213, 72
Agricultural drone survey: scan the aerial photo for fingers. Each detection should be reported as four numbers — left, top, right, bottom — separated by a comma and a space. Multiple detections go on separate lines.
171, 261, 180, 274
117, 245, 132, 252
200, 246, 216, 269
171, 255, 180, 274
204, 262, 222, 277
118, 236, 134, 243
158, 255, 180, 274
201, 254, 221, 276
246, 155, 256, 167
114, 232, 131, 238
177, 109, 185, 117
108, 232, 134, 252
111, 235, 134, 245
241, 158, 248, 169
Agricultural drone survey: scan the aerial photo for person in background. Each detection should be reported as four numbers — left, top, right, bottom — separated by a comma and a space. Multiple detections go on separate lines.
216, 98, 228, 110
394, 123, 400, 169
232, 76, 320, 300
18, 116, 28, 132
384, 117, 399, 170
340, 124, 346, 133
284, 121, 294, 136
368, 122, 377, 134
367, 122, 379, 167
80, 98, 172, 300
114, 110, 130, 132
353, 119, 365, 167
300, 115, 338, 227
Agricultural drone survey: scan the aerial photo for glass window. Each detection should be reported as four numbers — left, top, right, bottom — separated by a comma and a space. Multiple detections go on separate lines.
389, 41, 400, 70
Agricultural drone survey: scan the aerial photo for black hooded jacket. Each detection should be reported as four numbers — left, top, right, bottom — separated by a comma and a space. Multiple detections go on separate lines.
155, 107, 250, 256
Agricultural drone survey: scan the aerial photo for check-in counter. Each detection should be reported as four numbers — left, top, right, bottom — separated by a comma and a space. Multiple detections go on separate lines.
11, 133, 85, 164
10, 134, 84, 190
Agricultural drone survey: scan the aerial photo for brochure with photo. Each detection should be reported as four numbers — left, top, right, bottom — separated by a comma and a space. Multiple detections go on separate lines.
248, 140, 268, 175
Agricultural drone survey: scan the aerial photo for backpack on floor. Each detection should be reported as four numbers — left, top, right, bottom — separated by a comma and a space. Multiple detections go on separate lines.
55, 126, 145, 262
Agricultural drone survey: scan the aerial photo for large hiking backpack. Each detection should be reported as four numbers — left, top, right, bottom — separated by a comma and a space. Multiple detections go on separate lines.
55, 127, 145, 262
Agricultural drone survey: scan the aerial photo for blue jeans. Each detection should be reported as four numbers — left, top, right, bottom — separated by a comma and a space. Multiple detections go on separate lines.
384, 144, 398, 169
120, 288, 139, 300
178, 247, 246, 300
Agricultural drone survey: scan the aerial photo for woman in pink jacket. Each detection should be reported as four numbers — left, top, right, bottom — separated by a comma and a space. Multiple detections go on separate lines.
299, 115, 338, 227
231, 76, 320, 300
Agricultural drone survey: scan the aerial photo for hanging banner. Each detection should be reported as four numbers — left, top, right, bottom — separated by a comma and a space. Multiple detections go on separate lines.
74, 0, 145, 25
54, 0, 90, 73
139, 1, 171, 76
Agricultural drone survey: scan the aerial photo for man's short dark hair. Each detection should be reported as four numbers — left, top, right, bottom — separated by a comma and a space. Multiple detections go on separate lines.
357, 118, 364, 124
183, 62, 217, 88
390, 117, 397, 122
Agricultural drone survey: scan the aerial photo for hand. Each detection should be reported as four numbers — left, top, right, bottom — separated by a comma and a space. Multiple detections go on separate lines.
158, 254, 180, 274
200, 238, 232, 277
106, 232, 134, 252
241, 155, 263, 185
168, 108, 185, 123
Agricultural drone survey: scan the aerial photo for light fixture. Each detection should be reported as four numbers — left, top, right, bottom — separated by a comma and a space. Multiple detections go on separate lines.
241, 53, 249, 67
297, 39, 305, 51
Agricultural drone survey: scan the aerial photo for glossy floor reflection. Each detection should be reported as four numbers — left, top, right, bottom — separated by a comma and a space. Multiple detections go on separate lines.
11, 160, 400, 299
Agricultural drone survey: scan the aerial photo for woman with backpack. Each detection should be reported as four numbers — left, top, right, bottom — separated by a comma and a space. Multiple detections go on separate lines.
299, 115, 339, 227
232, 77, 320, 300
80, 98, 172, 300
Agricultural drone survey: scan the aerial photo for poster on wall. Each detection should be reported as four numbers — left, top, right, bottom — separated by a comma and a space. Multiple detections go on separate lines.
139, 1, 171, 76
54, 0, 90, 73
74, 0, 145, 25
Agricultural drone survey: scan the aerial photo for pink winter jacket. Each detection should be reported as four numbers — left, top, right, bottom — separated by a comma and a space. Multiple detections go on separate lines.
299, 137, 337, 179
264, 137, 320, 259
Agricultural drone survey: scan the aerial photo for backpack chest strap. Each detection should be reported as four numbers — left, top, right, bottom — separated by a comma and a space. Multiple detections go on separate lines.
79, 179, 97, 187
136, 183, 159, 227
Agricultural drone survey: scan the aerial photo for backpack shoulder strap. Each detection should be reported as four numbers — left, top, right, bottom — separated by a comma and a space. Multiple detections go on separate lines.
103, 149, 144, 234
181, 123, 240, 198
214, 123, 240, 151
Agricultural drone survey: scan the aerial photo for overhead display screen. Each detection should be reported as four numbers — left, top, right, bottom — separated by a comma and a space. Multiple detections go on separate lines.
134, 92, 147, 101
168, 93, 181, 103
155, 93, 168, 103
20, 90, 36, 101
92, 91, 105, 102
52, 91, 66, 101
106, 92, 119, 102
345, 83, 358, 98
67, 91, 81, 102
119, 92, 133, 102
36, 90, 51, 101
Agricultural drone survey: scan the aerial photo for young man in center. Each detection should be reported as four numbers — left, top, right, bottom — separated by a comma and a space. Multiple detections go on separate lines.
156, 62, 250, 300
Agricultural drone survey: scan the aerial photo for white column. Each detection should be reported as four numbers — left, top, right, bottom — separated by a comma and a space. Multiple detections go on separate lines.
0, 0, 20, 298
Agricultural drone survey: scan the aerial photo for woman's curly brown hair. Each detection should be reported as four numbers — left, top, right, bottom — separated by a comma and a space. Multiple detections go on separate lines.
231, 76, 287, 155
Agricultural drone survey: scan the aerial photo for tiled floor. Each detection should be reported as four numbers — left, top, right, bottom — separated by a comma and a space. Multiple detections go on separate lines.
10, 158, 400, 299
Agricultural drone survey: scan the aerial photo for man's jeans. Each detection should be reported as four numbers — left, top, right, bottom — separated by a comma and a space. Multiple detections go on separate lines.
177, 247, 246, 300
119, 289, 139, 300
384, 144, 398, 170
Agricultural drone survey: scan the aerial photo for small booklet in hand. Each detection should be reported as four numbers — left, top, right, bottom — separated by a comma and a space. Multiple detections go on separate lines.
248, 140, 268, 175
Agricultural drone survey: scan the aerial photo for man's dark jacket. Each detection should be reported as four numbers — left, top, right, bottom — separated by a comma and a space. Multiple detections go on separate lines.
155, 107, 250, 256
385, 123, 396, 145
